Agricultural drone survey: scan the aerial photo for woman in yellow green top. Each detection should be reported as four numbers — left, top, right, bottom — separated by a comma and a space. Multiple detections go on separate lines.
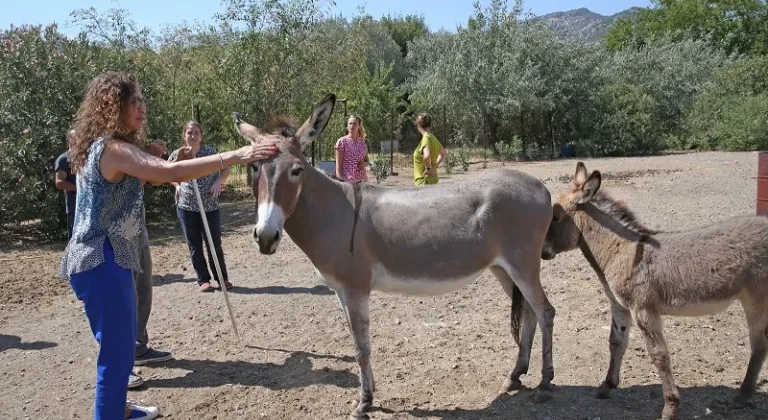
413, 113, 447, 185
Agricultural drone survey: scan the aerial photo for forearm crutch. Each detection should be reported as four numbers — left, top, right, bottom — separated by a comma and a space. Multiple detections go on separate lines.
191, 180, 240, 341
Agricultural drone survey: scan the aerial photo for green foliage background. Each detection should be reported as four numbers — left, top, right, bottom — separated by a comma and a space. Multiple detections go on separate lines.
3, 0, 768, 239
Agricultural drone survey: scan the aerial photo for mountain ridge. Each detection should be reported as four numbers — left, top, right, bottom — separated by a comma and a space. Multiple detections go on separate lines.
533, 7, 645, 42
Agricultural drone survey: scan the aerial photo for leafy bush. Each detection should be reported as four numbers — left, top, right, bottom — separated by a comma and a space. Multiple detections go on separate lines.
455, 147, 471, 171
494, 136, 520, 165
369, 155, 390, 184
443, 151, 457, 174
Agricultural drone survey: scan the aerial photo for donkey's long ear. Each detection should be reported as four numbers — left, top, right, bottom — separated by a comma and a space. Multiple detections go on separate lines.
574, 161, 588, 187
576, 170, 601, 204
234, 113, 268, 144
295, 93, 336, 152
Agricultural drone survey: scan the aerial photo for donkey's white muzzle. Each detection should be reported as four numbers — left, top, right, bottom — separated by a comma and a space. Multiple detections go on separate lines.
254, 203, 284, 255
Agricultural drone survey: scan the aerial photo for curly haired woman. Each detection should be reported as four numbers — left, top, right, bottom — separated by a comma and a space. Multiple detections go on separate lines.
60, 71, 278, 420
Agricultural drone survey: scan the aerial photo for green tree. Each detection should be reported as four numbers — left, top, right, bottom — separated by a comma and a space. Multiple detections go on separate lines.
606, 0, 768, 56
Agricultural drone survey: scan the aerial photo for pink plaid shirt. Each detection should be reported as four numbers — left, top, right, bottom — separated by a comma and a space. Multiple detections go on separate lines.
335, 136, 368, 183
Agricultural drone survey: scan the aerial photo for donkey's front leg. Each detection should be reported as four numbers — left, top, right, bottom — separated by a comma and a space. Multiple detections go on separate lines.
633, 308, 680, 420
340, 289, 375, 420
597, 303, 632, 399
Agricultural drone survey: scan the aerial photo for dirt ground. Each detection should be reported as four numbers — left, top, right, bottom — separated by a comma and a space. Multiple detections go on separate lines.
2, 151, 768, 420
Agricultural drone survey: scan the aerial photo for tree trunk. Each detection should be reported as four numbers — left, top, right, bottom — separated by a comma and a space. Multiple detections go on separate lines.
482, 110, 499, 150
550, 111, 556, 159
520, 110, 526, 157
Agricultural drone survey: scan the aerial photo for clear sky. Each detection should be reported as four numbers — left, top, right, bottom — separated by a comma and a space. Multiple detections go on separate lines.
1, 0, 653, 37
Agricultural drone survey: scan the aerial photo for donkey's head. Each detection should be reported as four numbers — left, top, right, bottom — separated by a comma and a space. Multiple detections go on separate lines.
234, 93, 336, 254
542, 161, 659, 260
541, 162, 602, 260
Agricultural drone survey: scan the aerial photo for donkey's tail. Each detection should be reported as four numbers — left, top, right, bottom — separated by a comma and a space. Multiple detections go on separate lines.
510, 283, 524, 346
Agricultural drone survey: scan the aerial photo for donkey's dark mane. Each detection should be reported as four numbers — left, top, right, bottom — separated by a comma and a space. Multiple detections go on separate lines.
268, 116, 298, 138
592, 190, 659, 236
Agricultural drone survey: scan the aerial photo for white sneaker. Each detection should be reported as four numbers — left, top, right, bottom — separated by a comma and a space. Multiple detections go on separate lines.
127, 372, 144, 389
125, 401, 159, 420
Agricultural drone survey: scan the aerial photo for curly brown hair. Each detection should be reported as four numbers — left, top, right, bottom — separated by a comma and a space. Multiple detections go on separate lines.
68, 72, 145, 172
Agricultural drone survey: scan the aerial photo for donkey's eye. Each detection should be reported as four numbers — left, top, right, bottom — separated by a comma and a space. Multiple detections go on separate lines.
290, 167, 304, 177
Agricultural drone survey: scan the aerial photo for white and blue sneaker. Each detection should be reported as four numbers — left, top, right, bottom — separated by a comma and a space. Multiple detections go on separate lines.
126, 401, 159, 420
127, 372, 144, 389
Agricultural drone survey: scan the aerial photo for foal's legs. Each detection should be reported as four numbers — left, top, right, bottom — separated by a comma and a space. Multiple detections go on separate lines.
499, 258, 557, 403
338, 288, 375, 420
491, 266, 537, 393
597, 302, 633, 399
733, 297, 768, 407
633, 308, 680, 420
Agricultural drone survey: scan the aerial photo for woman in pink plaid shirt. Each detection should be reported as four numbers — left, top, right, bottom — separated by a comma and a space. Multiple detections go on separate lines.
334, 115, 369, 183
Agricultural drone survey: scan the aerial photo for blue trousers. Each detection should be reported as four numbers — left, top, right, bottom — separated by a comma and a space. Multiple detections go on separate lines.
70, 240, 137, 420
176, 208, 229, 285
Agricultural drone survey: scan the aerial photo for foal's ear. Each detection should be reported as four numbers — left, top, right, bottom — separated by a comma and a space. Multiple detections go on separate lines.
295, 93, 336, 152
576, 170, 601, 204
574, 161, 588, 187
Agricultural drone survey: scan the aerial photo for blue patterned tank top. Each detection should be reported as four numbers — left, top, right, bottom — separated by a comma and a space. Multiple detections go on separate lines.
59, 138, 145, 278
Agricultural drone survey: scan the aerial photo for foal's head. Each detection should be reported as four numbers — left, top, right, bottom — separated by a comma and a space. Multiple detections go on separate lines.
234, 93, 336, 254
541, 161, 658, 260
541, 162, 602, 260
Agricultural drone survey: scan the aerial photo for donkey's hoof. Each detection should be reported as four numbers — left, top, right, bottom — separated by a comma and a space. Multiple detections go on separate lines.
658, 409, 678, 420
349, 398, 372, 420
502, 378, 524, 393
728, 396, 752, 410
533, 389, 553, 404
596, 383, 613, 400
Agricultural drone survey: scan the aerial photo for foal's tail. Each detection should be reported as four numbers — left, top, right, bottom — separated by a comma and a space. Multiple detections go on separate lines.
510, 283, 524, 346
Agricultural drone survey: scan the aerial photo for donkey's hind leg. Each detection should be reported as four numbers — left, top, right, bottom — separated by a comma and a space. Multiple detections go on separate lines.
733, 296, 768, 407
491, 266, 537, 393
497, 258, 557, 404
338, 288, 376, 420
632, 308, 680, 420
